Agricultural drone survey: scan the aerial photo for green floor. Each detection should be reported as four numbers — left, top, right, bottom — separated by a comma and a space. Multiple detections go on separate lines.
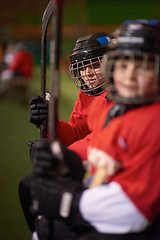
0, 66, 78, 240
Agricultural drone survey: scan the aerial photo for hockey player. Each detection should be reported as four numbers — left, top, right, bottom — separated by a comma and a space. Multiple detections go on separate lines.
29, 31, 111, 160
29, 20, 160, 239
18, 32, 111, 239
0, 42, 34, 97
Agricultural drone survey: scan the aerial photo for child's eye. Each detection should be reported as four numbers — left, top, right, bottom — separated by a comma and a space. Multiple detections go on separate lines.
93, 62, 100, 68
120, 63, 127, 69
116, 63, 127, 70
136, 63, 148, 71
80, 67, 86, 72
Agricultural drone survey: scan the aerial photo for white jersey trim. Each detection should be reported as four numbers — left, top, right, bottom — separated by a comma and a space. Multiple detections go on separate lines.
79, 181, 150, 234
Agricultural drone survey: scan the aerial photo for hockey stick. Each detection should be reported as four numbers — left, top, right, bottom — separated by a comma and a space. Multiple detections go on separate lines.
48, 0, 63, 143
34, 2, 57, 240
40, 0, 55, 139
34, 1, 63, 239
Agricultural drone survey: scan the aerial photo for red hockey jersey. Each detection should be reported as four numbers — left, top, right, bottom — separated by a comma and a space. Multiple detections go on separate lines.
88, 101, 160, 221
57, 91, 111, 160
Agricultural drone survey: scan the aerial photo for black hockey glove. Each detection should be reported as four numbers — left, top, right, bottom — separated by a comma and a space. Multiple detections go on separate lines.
28, 139, 47, 164
31, 176, 85, 226
32, 139, 85, 181
29, 96, 48, 128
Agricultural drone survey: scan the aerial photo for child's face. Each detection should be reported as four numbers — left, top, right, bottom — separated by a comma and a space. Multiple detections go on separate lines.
113, 58, 157, 98
80, 60, 103, 89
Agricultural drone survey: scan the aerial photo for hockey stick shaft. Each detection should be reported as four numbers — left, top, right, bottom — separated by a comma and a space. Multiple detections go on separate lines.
40, 1, 55, 138
35, 3, 57, 240
49, 0, 63, 143
35, 2, 63, 239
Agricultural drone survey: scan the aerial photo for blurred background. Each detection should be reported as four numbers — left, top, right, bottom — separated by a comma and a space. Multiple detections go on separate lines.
0, 0, 159, 239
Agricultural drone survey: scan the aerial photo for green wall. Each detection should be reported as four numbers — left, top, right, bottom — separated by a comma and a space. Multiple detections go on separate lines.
62, 0, 160, 25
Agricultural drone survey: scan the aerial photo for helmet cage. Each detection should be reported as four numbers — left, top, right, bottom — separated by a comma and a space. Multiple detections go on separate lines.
102, 50, 160, 105
69, 56, 111, 96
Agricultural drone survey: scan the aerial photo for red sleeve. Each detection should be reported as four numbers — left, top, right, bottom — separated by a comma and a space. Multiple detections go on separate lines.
57, 92, 95, 146
57, 120, 77, 146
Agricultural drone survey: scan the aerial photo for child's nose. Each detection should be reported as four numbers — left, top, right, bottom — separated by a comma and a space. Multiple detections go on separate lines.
86, 66, 93, 76
126, 63, 136, 80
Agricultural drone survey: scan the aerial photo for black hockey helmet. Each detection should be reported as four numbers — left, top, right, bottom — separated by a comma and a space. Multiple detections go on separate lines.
69, 32, 111, 96
102, 20, 160, 104
110, 20, 160, 54
70, 32, 110, 63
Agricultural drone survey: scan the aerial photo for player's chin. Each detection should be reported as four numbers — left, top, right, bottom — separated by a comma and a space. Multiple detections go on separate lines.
88, 84, 99, 89
117, 89, 138, 98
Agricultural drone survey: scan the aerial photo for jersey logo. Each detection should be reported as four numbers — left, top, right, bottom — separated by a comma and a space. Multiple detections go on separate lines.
87, 147, 121, 179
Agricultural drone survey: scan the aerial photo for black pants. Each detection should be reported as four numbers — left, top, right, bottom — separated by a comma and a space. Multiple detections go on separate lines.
18, 174, 160, 240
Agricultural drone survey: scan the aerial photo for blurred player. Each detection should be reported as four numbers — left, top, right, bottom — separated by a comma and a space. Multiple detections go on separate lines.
30, 20, 160, 240
0, 42, 34, 98
1, 42, 33, 80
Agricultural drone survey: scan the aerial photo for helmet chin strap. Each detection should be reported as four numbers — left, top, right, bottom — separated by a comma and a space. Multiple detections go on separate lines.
103, 102, 129, 128
103, 88, 149, 128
